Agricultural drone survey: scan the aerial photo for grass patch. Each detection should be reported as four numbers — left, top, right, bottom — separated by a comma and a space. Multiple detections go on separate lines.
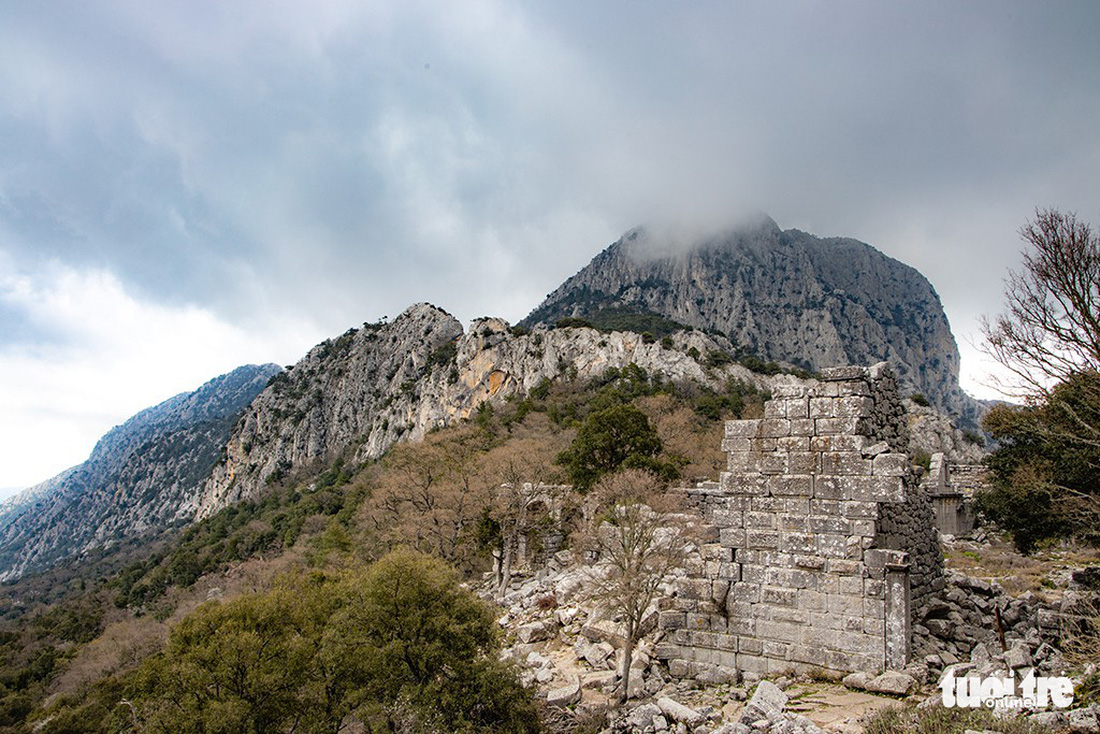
863, 703, 1055, 734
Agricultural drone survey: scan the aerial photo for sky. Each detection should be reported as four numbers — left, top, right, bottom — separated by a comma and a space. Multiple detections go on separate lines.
1, 1, 1099, 494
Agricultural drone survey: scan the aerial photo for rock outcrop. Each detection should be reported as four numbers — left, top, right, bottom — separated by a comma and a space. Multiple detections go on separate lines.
0, 364, 280, 581
189, 303, 770, 519
522, 216, 984, 426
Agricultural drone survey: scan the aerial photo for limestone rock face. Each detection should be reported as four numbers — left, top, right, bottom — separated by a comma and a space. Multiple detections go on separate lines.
189, 303, 767, 520
0, 364, 280, 581
522, 216, 983, 426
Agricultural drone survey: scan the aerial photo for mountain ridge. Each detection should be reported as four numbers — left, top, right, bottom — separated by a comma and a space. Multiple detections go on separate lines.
0, 363, 280, 581
521, 217, 981, 424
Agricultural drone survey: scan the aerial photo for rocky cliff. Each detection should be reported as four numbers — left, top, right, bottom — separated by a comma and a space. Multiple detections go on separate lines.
0, 364, 280, 581
189, 303, 768, 519
522, 216, 982, 425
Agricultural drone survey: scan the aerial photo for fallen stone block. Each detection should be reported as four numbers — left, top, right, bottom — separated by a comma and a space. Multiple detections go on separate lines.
741, 679, 788, 723
866, 671, 917, 696
841, 671, 874, 691
623, 702, 662, 731
516, 620, 553, 644
657, 697, 705, 726
545, 676, 581, 708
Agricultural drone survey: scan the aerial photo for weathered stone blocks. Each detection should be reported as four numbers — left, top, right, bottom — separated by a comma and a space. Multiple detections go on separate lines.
660, 363, 945, 679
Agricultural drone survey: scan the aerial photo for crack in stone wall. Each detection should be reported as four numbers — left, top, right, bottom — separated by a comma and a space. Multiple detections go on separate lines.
658, 363, 944, 678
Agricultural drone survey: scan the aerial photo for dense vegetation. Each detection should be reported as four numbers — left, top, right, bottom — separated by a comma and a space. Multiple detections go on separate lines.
0, 364, 763, 731
979, 371, 1100, 553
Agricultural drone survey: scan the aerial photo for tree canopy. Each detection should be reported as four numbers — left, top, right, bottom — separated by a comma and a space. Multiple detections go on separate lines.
48, 551, 540, 734
556, 403, 667, 490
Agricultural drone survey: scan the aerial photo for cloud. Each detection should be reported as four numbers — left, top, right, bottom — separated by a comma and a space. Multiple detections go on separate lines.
0, 256, 319, 487
1, 0, 1099, 484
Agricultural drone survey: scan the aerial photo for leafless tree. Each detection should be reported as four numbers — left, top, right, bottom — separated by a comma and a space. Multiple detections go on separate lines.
583, 469, 692, 705
982, 208, 1100, 398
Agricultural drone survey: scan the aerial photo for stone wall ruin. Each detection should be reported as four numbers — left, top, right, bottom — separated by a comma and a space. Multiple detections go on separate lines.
658, 363, 944, 678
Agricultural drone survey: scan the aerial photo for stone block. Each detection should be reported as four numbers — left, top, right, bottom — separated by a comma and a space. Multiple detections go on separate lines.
763, 640, 790, 659
786, 397, 810, 419
780, 532, 816, 554
790, 418, 815, 436
827, 559, 861, 576
721, 472, 768, 495
761, 452, 789, 475
769, 605, 808, 624
809, 516, 853, 534
770, 474, 813, 496
809, 397, 837, 418
852, 519, 876, 536
799, 589, 827, 610
817, 533, 848, 558
757, 619, 801, 643
725, 419, 761, 438
787, 451, 819, 474
719, 527, 745, 547
761, 586, 797, 607
747, 530, 779, 549
784, 497, 811, 514
759, 418, 791, 438
873, 453, 910, 477
794, 554, 826, 570
826, 594, 864, 616
728, 618, 756, 637
727, 451, 760, 474
836, 396, 874, 417
658, 611, 686, 631
738, 636, 764, 655
821, 451, 872, 476
750, 496, 785, 512
717, 633, 738, 651
821, 366, 867, 381
764, 400, 787, 418
777, 514, 809, 532
841, 500, 879, 519
745, 511, 775, 528
778, 435, 810, 452
720, 437, 751, 453
816, 416, 861, 435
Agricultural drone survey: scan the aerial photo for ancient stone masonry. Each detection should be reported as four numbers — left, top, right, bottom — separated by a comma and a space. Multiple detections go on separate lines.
922, 453, 983, 536
658, 363, 945, 679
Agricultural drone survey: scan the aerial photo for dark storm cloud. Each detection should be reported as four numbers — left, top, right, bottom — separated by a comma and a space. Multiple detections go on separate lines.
2, 0, 1099, 347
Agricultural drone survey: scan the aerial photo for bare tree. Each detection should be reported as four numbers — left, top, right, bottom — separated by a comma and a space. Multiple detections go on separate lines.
481, 437, 566, 599
583, 469, 691, 705
982, 208, 1100, 397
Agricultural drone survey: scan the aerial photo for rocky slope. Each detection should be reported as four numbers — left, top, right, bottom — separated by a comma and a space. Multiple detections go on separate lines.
189, 303, 770, 519
0, 364, 279, 581
522, 216, 983, 426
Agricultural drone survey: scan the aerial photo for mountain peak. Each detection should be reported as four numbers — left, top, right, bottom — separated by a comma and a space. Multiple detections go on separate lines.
523, 217, 981, 425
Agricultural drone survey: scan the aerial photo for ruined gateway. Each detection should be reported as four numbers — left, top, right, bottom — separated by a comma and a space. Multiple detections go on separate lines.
657, 363, 945, 678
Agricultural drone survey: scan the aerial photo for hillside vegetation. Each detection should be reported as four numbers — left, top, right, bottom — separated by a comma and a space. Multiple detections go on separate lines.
0, 364, 764, 732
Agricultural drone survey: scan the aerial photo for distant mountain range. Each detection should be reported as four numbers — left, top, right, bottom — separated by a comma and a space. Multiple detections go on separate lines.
0, 364, 279, 581
0, 215, 987, 582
